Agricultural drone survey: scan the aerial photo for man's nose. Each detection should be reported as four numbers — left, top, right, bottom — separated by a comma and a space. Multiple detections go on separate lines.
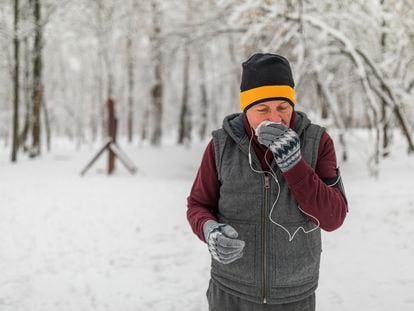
268, 111, 282, 123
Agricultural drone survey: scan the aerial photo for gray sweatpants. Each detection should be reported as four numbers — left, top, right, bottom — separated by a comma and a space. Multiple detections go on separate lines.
206, 280, 315, 311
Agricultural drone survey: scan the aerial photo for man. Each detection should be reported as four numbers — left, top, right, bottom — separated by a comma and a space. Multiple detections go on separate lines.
187, 53, 348, 310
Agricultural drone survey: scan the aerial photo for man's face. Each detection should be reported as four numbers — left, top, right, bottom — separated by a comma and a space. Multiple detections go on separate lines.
245, 100, 293, 129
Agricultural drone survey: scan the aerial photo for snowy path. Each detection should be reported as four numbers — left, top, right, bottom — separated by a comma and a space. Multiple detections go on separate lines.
1, 139, 413, 310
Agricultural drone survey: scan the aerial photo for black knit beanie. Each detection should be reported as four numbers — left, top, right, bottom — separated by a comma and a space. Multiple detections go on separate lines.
240, 53, 296, 112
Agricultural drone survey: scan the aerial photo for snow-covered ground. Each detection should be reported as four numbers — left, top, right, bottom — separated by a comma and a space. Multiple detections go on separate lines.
0, 132, 413, 311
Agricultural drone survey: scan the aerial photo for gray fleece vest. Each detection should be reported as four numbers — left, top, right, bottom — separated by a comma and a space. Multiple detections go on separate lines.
211, 111, 325, 305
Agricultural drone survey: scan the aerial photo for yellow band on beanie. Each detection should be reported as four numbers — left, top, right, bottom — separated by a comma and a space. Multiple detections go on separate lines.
240, 85, 296, 112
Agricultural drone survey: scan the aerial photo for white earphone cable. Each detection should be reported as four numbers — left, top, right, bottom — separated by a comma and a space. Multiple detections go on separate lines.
248, 127, 320, 241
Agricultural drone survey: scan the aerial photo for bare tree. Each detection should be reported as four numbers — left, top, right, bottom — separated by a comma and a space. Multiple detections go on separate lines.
29, 0, 43, 158
178, 43, 191, 145
126, 25, 134, 143
197, 46, 209, 141
379, 0, 390, 157
11, 0, 20, 162
149, 0, 163, 146
19, 36, 31, 152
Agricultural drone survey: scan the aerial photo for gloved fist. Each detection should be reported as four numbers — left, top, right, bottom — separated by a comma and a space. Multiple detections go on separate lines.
203, 220, 245, 264
256, 121, 301, 172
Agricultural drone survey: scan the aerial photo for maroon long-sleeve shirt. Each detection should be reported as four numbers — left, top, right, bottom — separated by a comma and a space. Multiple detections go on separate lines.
187, 112, 348, 242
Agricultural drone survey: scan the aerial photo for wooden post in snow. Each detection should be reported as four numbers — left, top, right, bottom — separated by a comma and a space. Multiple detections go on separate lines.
80, 98, 137, 176
107, 98, 117, 174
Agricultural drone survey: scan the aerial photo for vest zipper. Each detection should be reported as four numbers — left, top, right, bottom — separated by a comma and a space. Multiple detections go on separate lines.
262, 174, 270, 304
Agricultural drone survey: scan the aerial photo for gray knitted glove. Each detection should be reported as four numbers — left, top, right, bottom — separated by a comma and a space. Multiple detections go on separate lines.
203, 220, 245, 264
256, 122, 301, 172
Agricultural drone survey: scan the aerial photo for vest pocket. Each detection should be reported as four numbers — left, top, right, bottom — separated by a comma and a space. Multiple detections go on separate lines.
269, 221, 321, 288
211, 219, 259, 286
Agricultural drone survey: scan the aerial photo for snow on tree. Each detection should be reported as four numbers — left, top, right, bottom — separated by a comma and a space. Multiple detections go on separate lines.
0, 0, 412, 173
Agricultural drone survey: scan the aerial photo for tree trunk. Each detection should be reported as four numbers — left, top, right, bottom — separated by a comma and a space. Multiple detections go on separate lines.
31, 87, 42, 157
315, 72, 349, 162
19, 37, 31, 152
43, 98, 51, 151
140, 108, 150, 143
316, 76, 329, 119
126, 31, 134, 143
198, 48, 208, 141
96, 67, 105, 140
178, 44, 191, 145
150, 63, 163, 145
11, 0, 20, 162
381, 96, 390, 157
344, 90, 354, 128
380, 0, 390, 157
150, 0, 163, 146
30, 0, 43, 158
94, 1, 111, 139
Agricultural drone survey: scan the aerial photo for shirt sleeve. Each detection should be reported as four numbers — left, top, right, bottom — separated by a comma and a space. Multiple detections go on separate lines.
282, 131, 348, 231
186, 140, 220, 242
